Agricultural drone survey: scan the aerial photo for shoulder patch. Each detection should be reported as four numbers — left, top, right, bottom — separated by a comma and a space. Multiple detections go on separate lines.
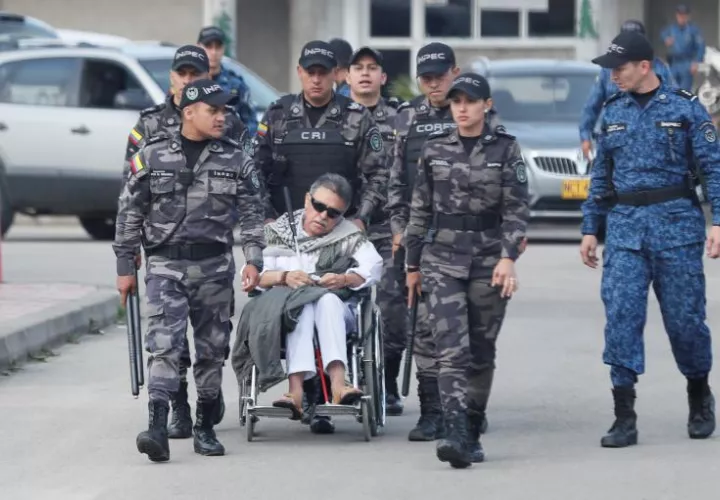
129, 151, 148, 178
367, 126, 383, 152
603, 92, 623, 107
513, 159, 528, 184
347, 101, 365, 112
139, 103, 165, 117
673, 88, 698, 101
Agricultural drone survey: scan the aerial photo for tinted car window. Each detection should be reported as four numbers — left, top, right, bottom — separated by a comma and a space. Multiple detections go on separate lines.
0, 57, 80, 106
487, 73, 596, 122
138, 57, 280, 109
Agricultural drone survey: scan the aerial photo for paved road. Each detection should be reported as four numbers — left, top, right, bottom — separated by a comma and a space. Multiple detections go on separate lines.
1, 223, 720, 499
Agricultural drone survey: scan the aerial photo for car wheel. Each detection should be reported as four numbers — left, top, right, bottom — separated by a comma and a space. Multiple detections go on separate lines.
79, 214, 116, 241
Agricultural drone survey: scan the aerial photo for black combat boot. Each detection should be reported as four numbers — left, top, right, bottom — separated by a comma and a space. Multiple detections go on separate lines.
385, 353, 404, 416
436, 409, 472, 469
601, 386, 638, 448
408, 376, 444, 441
466, 409, 486, 463
687, 375, 716, 439
136, 399, 170, 462
167, 380, 193, 439
193, 398, 225, 456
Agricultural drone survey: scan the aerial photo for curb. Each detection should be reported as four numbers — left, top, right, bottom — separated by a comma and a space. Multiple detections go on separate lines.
0, 288, 119, 370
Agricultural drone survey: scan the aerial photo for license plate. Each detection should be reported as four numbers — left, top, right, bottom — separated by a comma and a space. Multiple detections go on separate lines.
561, 179, 590, 200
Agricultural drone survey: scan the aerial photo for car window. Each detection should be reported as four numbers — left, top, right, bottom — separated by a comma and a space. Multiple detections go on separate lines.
0, 57, 81, 107
487, 73, 597, 122
138, 57, 280, 109
79, 58, 149, 109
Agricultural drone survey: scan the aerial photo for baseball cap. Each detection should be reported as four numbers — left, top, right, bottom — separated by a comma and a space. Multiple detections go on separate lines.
349, 46, 384, 66
447, 72, 491, 100
197, 26, 226, 45
591, 31, 654, 69
172, 45, 209, 73
179, 79, 237, 109
299, 40, 337, 70
328, 38, 353, 68
416, 42, 455, 76
676, 4, 690, 14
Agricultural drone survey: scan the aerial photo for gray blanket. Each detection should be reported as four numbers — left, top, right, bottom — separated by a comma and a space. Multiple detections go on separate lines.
231, 256, 358, 392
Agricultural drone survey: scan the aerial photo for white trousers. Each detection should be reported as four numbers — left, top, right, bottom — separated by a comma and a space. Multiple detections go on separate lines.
285, 294, 352, 380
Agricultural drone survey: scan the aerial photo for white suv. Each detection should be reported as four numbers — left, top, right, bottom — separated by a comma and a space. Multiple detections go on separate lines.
0, 43, 280, 239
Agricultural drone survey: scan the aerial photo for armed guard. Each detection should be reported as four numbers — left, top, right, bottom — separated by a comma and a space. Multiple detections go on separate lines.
581, 31, 720, 448
121, 45, 251, 439
405, 73, 529, 468
387, 42, 460, 442
253, 39, 388, 434
660, 4, 705, 92
346, 45, 406, 415
114, 80, 265, 462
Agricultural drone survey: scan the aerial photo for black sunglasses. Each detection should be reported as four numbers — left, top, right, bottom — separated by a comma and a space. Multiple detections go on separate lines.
310, 197, 344, 219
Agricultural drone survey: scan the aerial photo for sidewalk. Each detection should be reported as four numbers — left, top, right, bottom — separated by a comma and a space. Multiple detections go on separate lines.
0, 282, 119, 370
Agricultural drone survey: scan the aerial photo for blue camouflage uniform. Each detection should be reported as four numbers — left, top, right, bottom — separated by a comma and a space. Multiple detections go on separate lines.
579, 59, 675, 143
336, 82, 350, 97
660, 22, 705, 92
582, 81, 720, 387
214, 65, 258, 136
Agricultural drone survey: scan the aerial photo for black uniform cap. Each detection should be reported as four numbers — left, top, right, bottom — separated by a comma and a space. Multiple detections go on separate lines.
179, 78, 237, 109
592, 31, 654, 69
447, 72, 491, 100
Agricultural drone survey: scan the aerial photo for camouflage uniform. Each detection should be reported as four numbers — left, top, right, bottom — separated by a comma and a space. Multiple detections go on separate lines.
214, 65, 258, 136
386, 96, 454, 440
361, 97, 407, 413
113, 131, 265, 455
253, 92, 388, 222
405, 126, 529, 462
582, 82, 720, 445
121, 94, 252, 434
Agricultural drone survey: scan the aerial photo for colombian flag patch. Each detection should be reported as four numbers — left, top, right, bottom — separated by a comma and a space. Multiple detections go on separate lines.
128, 128, 143, 145
130, 153, 145, 175
257, 122, 268, 137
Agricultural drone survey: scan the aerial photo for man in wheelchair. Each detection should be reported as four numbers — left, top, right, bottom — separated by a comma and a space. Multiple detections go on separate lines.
232, 173, 384, 421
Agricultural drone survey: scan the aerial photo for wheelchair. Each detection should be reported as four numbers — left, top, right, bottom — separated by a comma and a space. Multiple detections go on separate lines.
238, 287, 386, 442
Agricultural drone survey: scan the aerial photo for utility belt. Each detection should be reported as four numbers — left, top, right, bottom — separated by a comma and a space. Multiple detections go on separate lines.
434, 212, 502, 231
145, 242, 230, 260
599, 184, 694, 207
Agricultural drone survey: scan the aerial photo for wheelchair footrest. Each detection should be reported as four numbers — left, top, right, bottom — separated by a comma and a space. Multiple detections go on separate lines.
247, 405, 295, 419
313, 396, 370, 417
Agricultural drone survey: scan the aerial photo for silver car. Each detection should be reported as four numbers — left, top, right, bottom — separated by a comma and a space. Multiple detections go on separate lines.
471, 58, 600, 221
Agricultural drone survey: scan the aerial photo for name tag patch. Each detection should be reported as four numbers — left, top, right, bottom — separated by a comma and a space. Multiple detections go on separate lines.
486, 162, 502, 168
208, 170, 236, 180
606, 123, 626, 133
150, 169, 174, 178
657, 121, 684, 129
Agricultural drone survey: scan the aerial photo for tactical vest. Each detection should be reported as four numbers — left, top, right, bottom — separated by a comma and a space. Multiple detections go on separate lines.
404, 103, 455, 190
274, 102, 357, 215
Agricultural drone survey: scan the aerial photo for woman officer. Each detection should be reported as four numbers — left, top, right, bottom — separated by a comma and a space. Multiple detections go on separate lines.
404, 72, 530, 468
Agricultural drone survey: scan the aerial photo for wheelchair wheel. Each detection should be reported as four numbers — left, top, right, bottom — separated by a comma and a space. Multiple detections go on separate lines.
361, 306, 385, 438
